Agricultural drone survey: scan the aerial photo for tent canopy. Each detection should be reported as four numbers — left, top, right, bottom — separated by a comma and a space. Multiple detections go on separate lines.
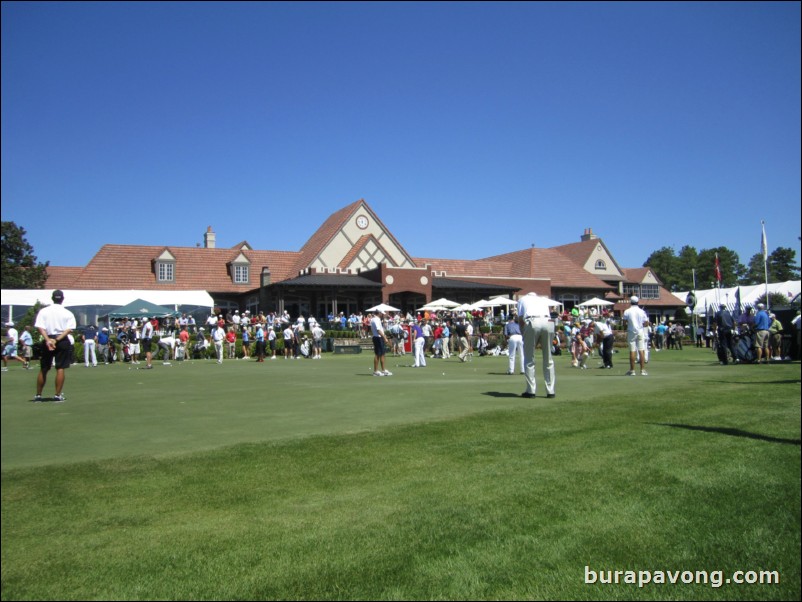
674, 281, 801, 315
107, 298, 180, 319
1, 289, 215, 326
1, 289, 214, 309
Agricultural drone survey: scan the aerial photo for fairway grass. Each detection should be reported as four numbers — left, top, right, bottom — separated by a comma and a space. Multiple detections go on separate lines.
2, 349, 800, 600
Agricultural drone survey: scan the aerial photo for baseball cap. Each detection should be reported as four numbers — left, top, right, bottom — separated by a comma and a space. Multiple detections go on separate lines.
52, 289, 64, 301
630, 295, 639, 304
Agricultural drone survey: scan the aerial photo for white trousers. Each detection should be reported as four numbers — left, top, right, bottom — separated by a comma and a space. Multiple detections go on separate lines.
523, 318, 555, 396
413, 336, 426, 367
84, 339, 97, 366
507, 334, 524, 374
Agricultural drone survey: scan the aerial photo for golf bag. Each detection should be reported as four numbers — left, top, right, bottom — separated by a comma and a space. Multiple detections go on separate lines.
118, 333, 131, 363
734, 333, 756, 363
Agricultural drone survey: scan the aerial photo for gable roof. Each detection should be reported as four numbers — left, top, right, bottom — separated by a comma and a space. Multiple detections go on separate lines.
621, 267, 665, 286
293, 199, 415, 274
292, 200, 363, 275
551, 238, 623, 272
477, 248, 612, 289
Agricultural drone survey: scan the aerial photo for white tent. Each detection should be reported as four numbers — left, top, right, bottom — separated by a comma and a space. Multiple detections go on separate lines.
674, 281, 800, 315
1, 289, 215, 324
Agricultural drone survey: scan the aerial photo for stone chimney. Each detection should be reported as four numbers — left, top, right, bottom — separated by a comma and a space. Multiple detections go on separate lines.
581, 228, 598, 242
204, 226, 216, 249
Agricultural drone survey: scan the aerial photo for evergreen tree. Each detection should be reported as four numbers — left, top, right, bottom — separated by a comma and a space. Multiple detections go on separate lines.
1, 221, 49, 289
643, 246, 680, 291
742, 247, 799, 285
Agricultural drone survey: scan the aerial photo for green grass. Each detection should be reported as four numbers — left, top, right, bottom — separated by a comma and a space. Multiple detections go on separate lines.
2, 349, 800, 600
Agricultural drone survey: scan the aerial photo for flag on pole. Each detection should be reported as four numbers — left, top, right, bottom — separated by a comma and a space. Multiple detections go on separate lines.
761, 220, 768, 263
734, 287, 742, 319
714, 253, 722, 283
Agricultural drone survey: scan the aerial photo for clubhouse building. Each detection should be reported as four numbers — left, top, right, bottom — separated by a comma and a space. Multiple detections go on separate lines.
45, 199, 684, 321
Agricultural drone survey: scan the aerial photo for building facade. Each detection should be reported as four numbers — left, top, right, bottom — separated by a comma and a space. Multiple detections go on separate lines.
45, 199, 684, 321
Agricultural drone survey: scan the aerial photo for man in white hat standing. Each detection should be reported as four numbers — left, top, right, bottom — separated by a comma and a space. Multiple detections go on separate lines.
2, 321, 28, 371
33, 290, 76, 401
623, 295, 650, 376
516, 292, 556, 398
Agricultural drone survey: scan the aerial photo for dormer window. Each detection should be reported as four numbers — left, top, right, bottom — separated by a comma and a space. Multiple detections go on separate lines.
229, 252, 251, 285
154, 249, 176, 283
234, 264, 249, 284
157, 261, 175, 282
595, 260, 607, 270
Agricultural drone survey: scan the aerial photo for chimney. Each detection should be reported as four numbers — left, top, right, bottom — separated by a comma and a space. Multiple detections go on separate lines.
581, 228, 598, 242
204, 226, 216, 249
261, 266, 271, 287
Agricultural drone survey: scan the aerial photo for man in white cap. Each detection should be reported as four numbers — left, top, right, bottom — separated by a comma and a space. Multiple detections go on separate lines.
2, 321, 28, 371
623, 295, 650, 376
369, 310, 392, 376
33, 290, 76, 401
753, 303, 772, 364
516, 292, 556, 398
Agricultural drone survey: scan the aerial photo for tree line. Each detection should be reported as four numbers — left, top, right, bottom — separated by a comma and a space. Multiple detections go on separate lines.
643, 245, 800, 292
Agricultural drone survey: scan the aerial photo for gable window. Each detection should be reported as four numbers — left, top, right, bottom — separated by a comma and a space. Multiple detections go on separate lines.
595, 260, 607, 270
641, 284, 659, 299
234, 264, 249, 284
157, 261, 174, 282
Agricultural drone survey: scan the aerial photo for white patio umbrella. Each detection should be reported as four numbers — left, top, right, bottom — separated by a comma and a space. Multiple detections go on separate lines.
452, 303, 475, 311
428, 297, 460, 308
485, 295, 517, 307
577, 297, 613, 308
418, 304, 450, 312
366, 303, 400, 313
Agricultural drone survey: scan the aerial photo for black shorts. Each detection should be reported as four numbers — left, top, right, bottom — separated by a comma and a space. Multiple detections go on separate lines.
141, 339, 152, 353
372, 336, 386, 356
40, 338, 72, 371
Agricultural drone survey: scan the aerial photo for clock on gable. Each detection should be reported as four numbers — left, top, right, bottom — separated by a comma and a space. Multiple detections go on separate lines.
356, 216, 369, 229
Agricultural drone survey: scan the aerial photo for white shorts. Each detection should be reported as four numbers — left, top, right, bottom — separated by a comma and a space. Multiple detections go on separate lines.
628, 331, 646, 352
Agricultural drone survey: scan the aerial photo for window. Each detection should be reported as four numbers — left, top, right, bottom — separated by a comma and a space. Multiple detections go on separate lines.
157, 262, 174, 282
234, 264, 249, 284
623, 284, 639, 298
641, 284, 659, 299
594, 260, 607, 270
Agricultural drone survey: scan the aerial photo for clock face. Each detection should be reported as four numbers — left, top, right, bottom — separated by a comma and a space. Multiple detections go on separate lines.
356, 216, 369, 229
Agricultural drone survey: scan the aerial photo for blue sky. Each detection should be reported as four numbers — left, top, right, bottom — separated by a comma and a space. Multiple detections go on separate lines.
2, 1, 800, 274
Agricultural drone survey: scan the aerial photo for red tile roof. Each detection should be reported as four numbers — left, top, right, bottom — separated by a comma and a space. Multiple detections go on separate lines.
55, 244, 300, 293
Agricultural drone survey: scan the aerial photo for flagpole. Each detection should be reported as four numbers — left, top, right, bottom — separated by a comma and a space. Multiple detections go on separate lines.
761, 220, 770, 311
691, 268, 699, 341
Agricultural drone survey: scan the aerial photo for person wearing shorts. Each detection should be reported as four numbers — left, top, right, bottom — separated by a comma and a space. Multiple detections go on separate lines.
33, 290, 77, 402
370, 310, 392, 376
623, 295, 650, 376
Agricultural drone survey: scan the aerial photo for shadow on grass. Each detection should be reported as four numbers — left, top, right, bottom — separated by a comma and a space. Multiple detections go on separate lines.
707, 379, 802, 385
652, 423, 801, 446
483, 391, 523, 398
